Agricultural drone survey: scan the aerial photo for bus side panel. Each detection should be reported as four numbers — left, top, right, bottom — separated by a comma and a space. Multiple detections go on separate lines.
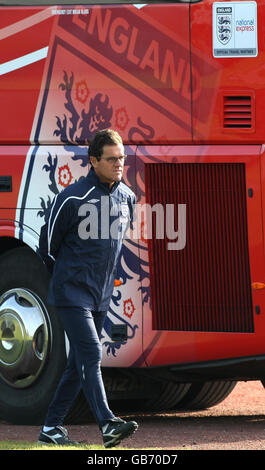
0, 146, 28, 212
0, 7, 54, 144
191, 0, 265, 144
25, 4, 192, 146
138, 144, 265, 367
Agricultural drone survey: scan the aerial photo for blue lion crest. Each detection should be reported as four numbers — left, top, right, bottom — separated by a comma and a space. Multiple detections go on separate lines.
37, 71, 155, 357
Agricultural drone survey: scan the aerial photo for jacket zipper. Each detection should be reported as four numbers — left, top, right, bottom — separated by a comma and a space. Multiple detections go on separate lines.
100, 192, 114, 304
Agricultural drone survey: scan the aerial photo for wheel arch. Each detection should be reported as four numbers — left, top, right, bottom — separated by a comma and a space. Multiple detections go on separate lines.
0, 220, 39, 257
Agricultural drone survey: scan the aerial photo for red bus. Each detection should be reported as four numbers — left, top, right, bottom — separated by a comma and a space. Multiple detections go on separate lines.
0, 0, 264, 425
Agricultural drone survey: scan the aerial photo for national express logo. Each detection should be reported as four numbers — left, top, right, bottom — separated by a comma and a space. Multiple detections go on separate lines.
235, 18, 255, 32
216, 4, 256, 46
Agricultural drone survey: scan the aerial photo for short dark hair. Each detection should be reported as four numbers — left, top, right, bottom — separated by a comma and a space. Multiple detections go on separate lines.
88, 129, 123, 161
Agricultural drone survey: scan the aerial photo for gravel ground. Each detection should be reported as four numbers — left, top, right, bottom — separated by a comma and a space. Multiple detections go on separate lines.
0, 380, 264, 450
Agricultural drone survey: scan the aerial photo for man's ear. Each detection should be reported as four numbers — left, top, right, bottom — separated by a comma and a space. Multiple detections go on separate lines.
90, 156, 97, 168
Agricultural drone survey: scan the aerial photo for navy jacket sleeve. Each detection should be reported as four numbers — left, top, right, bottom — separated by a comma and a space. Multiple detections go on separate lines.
38, 193, 74, 274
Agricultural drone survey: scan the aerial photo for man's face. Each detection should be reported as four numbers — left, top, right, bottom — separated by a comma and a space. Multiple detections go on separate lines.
91, 143, 126, 187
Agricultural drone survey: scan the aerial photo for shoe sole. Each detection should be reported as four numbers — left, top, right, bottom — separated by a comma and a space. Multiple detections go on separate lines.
37, 440, 80, 446
104, 423, 139, 448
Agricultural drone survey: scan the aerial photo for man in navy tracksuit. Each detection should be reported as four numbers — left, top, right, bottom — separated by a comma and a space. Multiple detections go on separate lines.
37, 129, 138, 448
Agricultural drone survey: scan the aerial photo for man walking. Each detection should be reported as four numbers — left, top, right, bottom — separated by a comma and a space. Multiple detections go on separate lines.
37, 129, 138, 448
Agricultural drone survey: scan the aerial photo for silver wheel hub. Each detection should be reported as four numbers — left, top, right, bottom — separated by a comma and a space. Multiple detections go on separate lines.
0, 289, 51, 388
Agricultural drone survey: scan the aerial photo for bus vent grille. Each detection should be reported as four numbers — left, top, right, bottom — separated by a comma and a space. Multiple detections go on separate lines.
223, 95, 253, 129
145, 162, 254, 332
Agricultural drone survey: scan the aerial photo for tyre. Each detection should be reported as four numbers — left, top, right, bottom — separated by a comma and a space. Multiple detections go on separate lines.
64, 372, 191, 423
175, 380, 237, 411
0, 247, 66, 425
142, 381, 191, 411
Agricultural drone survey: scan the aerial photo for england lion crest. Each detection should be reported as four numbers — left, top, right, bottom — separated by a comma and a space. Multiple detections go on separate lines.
217, 14, 232, 45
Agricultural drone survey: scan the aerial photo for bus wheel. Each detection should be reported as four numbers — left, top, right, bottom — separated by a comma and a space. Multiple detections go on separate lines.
143, 381, 191, 411
174, 380, 237, 411
0, 247, 66, 425
64, 376, 192, 423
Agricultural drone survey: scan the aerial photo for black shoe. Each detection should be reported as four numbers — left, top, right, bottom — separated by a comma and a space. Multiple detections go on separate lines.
101, 417, 138, 448
38, 426, 80, 446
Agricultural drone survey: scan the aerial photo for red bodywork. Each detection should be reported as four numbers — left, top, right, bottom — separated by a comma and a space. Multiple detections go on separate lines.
0, 1, 265, 371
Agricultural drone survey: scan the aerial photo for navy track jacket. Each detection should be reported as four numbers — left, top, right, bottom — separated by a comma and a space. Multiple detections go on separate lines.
38, 167, 136, 310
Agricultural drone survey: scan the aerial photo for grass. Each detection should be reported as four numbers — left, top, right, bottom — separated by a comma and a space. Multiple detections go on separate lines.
0, 440, 106, 450
0, 441, 163, 451
0, 440, 137, 450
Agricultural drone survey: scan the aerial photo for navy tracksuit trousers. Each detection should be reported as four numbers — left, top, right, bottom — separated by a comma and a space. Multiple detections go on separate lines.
44, 306, 115, 428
